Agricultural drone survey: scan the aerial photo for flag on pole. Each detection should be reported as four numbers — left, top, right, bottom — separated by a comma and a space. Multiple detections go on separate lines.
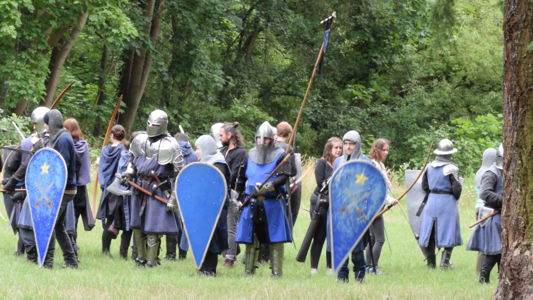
317, 13, 336, 73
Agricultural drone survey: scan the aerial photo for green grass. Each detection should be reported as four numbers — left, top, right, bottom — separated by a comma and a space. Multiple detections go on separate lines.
0, 164, 496, 299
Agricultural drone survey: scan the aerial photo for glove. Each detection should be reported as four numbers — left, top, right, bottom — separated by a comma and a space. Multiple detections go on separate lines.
2, 178, 18, 193
230, 199, 242, 217
117, 173, 130, 187
166, 193, 180, 213
11, 191, 26, 203
253, 182, 275, 196
386, 195, 398, 205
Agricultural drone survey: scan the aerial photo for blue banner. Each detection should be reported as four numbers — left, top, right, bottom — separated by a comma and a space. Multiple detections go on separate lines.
329, 160, 387, 272
175, 162, 227, 269
26, 148, 67, 266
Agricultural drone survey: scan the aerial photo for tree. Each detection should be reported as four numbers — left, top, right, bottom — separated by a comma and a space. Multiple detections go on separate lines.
495, 0, 533, 298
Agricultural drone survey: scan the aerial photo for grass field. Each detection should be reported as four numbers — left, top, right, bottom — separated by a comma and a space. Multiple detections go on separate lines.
0, 163, 497, 299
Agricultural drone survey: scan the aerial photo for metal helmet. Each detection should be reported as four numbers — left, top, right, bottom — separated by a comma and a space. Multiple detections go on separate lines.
210, 123, 224, 149
31, 106, 50, 136
495, 143, 503, 170
434, 139, 458, 155
255, 121, 274, 147
146, 109, 168, 137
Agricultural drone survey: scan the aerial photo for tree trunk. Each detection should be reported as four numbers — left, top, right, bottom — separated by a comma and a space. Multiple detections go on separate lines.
43, 11, 89, 107
119, 0, 165, 133
495, 0, 533, 299
93, 45, 109, 137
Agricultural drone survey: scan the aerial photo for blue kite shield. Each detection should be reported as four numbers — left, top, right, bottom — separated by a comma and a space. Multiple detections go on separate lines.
25, 148, 67, 266
329, 160, 387, 272
175, 162, 227, 269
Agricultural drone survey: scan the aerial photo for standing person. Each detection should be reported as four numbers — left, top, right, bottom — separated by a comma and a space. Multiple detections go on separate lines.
467, 144, 503, 284
276, 121, 301, 225
472, 148, 497, 275
333, 130, 372, 283
308, 137, 342, 274
4, 107, 50, 264
194, 135, 231, 275
235, 121, 294, 278
120, 110, 183, 267
63, 118, 94, 260
365, 138, 398, 275
218, 122, 247, 269
42, 109, 79, 269
166, 132, 198, 261
418, 139, 462, 269
97, 125, 132, 258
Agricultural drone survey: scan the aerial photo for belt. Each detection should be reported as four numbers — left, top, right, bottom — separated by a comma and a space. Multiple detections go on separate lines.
430, 190, 453, 195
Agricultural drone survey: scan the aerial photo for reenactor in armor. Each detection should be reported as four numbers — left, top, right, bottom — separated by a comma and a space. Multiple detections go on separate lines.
120, 109, 184, 267
467, 144, 504, 284
235, 121, 294, 278
2, 107, 50, 264
419, 139, 463, 269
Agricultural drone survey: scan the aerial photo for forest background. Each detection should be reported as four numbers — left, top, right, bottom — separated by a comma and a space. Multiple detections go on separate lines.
0, 0, 503, 175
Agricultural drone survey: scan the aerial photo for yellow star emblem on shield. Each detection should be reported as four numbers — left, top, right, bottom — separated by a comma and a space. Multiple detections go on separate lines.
41, 162, 50, 174
356, 173, 368, 185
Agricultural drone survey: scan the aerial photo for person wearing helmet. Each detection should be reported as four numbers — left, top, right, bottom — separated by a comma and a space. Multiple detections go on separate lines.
419, 139, 463, 269
2, 106, 50, 264
235, 121, 294, 278
467, 143, 504, 284
119, 109, 184, 267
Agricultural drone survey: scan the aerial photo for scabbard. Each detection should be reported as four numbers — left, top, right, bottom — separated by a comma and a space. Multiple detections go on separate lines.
415, 193, 429, 217
128, 179, 168, 206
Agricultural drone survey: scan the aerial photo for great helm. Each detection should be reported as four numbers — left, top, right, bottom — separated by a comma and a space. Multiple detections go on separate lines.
210, 123, 224, 149
146, 109, 168, 137
495, 143, 503, 170
31, 106, 50, 136
434, 139, 458, 155
255, 121, 274, 146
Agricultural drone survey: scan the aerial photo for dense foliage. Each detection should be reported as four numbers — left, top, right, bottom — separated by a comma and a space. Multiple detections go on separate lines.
0, 0, 503, 175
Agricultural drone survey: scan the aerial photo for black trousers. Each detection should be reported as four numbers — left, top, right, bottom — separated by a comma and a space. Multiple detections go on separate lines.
44, 194, 77, 267
309, 198, 329, 269
199, 251, 218, 275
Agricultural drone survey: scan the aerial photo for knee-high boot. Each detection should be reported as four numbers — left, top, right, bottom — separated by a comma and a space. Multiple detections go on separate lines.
270, 243, 284, 278
243, 237, 260, 276
146, 235, 160, 268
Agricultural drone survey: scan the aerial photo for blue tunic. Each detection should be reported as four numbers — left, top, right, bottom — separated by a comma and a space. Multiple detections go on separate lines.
466, 166, 502, 255
236, 149, 292, 244
136, 154, 182, 235
418, 165, 463, 248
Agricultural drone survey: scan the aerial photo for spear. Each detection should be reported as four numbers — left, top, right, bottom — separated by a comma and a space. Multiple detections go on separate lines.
374, 143, 433, 218
91, 95, 123, 220
50, 81, 75, 109
239, 12, 336, 211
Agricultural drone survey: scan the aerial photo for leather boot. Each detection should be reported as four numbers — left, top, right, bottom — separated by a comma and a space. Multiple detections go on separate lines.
243, 238, 259, 276
270, 243, 284, 278
426, 254, 436, 269
119, 246, 128, 260
25, 246, 38, 264
440, 248, 453, 269
178, 249, 187, 260
146, 235, 160, 268
479, 269, 490, 284
165, 234, 178, 261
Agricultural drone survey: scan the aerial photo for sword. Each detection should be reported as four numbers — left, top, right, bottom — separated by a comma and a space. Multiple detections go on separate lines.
179, 125, 185, 134
11, 122, 25, 139
0, 210, 6, 222
0, 189, 27, 193
469, 210, 499, 228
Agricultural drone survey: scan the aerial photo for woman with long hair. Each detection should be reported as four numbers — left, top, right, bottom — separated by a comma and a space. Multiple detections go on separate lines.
63, 118, 95, 260
309, 137, 342, 274
97, 125, 132, 258
365, 138, 397, 275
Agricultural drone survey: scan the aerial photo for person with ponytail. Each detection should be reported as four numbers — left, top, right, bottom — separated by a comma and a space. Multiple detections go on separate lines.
97, 125, 133, 258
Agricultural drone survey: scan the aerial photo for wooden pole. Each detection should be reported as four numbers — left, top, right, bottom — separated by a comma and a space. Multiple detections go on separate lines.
469, 210, 499, 228
50, 81, 75, 109
91, 95, 123, 220
375, 143, 433, 218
